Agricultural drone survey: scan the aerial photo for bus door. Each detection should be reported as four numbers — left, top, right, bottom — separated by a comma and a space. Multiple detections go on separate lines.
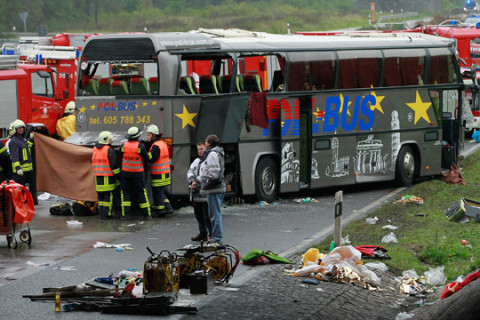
280, 98, 300, 193
299, 97, 312, 189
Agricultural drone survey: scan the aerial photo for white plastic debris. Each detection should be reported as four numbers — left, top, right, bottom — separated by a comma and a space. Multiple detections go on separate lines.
38, 192, 50, 201
382, 225, 399, 230
93, 241, 132, 250
402, 269, 420, 279
366, 216, 379, 224
424, 266, 446, 285
26, 260, 50, 267
365, 262, 388, 272
66, 220, 83, 226
381, 232, 398, 243
340, 234, 351, 245
395, 312, 415, 320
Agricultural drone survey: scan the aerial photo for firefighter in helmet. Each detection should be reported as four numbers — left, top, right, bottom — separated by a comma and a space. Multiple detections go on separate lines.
8, 119, 35, 199
56, 101, 76, 140
146, 124, 173, 217
120, 126, 151, 219
91, 131, 120, 219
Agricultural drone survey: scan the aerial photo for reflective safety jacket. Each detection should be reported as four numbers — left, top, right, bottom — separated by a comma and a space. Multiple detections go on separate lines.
9, 135, 33, 173
56, 113, 76, 140
121, 141, 144, 173
92, 144, 120, 192
0, 141, 6, 173
149, 139, 171, 187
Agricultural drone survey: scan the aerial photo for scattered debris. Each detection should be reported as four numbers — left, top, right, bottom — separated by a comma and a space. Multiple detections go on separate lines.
381, 232, 398, 244
441, 163, 466, 185
66, 220, 83, 226
365, 262, 388, 272
341, 235, 351, 245
93, 241, 133, 250
38, 192, 51, 201
445, 198, 480, 222
355, 245, 391, 260
294, 246, 382, 290
396, 195, 424, 205
242, 248, 294, 265
52, 266, 77, 271
424, 266, 446, 286
26, 261, 50, 267
366, 216, 379, 224
441, 269, 480, 299
382, 225, 398, 230
395, 311, 415, 320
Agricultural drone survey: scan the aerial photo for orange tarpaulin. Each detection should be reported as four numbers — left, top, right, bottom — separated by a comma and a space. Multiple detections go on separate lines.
35, 133, 97, 201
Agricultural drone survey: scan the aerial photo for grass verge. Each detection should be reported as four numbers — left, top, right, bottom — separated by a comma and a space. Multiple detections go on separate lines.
314, 149, 480, 281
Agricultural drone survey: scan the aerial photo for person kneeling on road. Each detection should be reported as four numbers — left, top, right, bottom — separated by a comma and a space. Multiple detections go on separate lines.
91, 131, 120, 219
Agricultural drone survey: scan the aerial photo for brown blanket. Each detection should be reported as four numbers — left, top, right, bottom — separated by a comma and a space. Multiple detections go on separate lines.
35, 133, 97, 201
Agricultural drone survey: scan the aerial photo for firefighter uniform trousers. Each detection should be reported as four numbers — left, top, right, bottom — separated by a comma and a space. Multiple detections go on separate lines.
121, 141, 151, 218
149, 140, 173, 215
92, 145, 119, 218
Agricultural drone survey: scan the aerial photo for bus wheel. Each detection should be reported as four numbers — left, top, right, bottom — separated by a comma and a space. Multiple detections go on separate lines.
395, 146, 415, 186
255, 157, 278, 203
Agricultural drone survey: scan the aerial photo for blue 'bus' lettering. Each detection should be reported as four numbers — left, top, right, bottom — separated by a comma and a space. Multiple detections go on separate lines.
359, 95, 375, 131
128, 102, 137, 111
323, 94, 376, 132
341, 96, 359, 132
118, 102, 127, 111
323, 96, 341, 133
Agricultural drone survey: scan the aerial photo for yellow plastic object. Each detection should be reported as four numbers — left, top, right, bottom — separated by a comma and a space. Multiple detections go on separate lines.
302, 248, 321, 267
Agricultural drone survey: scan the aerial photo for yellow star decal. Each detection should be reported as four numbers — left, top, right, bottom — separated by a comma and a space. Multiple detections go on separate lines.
79, 106, 86, 113
369, 91, 385, 114
152, 101, 157, 106
175, 105, 197, 129
142, 101, 148, 107
90, 104, 96, 110
406, 91, 431, 125
339, 93, 352, 117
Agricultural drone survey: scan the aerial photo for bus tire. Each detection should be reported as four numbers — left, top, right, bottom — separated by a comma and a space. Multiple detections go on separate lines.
254, 157, 278, 203
395, 145, 415, 186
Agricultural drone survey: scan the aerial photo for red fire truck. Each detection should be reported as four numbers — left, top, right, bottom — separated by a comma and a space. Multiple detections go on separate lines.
0, 55, 70, 139
13, 33, 91, 108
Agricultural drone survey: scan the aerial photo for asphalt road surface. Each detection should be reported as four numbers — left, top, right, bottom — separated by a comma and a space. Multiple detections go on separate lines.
0, 140, 478, 319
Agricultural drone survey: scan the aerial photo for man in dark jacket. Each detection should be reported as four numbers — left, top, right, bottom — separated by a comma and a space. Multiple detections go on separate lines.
91, 131, 120, 219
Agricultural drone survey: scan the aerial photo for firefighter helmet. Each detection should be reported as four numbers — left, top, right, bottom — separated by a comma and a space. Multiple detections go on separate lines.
65, 101, 76, 114
10, 119, 26, 136
98, 131, 113, 144
126, 126, 140, 139
146, 124, 159, 135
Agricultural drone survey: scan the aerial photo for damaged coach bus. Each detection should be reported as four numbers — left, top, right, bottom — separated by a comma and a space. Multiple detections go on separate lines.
68, 29, 465, 202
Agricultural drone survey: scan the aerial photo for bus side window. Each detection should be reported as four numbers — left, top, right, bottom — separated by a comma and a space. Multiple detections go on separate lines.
383, 49, 426, 86
428, 48, 457, 84
287, 51, 336, 91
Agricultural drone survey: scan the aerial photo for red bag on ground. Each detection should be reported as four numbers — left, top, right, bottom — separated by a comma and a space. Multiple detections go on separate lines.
441, 269, 480, 299
1, 180, 34, 224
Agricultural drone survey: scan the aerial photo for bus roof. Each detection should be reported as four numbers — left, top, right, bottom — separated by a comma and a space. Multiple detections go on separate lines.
80, 30, 455, 62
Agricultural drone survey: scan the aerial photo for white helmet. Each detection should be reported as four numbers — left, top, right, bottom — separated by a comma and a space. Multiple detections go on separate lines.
146, 124, 159, 135
10, 119, 26, 136
98, 131, 113, 144
126, 126, 140, 139
65, 101, 76, 114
